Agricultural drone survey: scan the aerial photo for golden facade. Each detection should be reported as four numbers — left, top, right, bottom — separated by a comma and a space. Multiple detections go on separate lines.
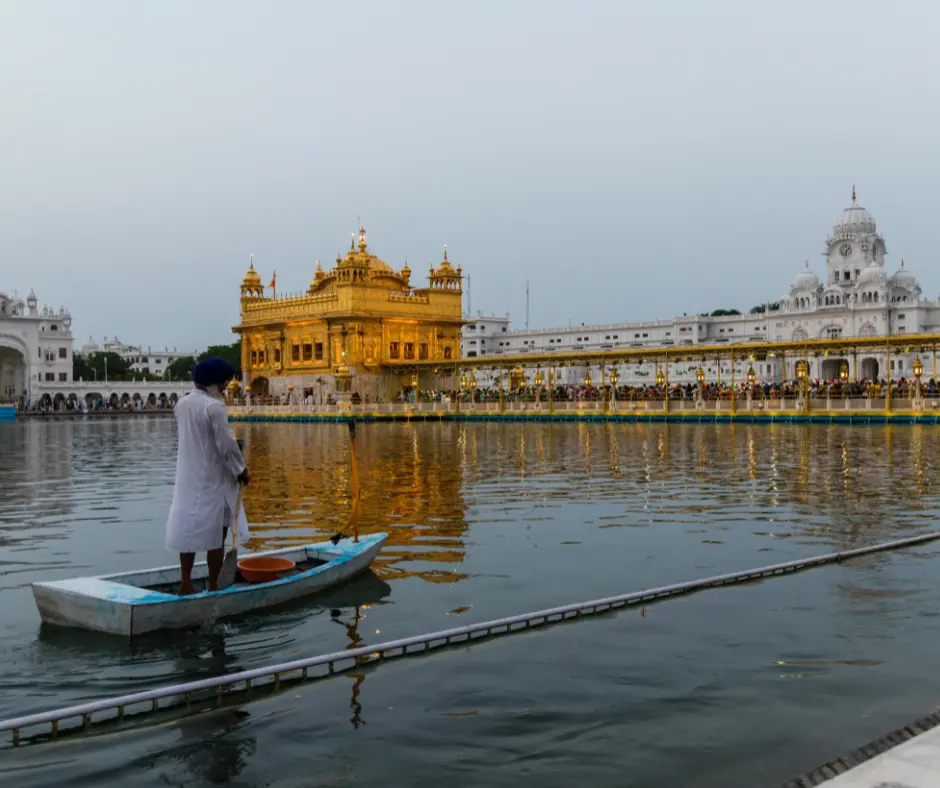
234, 228, 463, 399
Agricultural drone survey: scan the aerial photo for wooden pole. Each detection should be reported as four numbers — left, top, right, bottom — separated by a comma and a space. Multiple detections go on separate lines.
347, 421, 361, 542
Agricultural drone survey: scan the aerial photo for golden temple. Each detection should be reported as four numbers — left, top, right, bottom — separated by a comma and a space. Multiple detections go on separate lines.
234, 228, 464, 401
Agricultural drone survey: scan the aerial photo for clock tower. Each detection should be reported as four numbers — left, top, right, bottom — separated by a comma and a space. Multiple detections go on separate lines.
825, 186, 886, 288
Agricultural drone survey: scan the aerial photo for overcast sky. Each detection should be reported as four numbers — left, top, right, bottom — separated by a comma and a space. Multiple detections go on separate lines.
2, 1, 938, 350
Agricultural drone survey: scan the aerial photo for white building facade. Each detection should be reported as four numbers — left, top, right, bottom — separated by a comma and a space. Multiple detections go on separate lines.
0, 289, 74, 405
80, 336, 200, 377
467, 190, 940, 385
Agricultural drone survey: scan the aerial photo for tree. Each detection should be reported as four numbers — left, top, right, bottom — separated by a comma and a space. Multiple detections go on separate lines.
749, 302, 780, 314
710, 309, 741, 317
73, 351, 132, 382
198, 342, 241, 375
165, 355, 198, 381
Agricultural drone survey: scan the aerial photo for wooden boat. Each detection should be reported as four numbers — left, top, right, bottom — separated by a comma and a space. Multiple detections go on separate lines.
32, 533, 387, 636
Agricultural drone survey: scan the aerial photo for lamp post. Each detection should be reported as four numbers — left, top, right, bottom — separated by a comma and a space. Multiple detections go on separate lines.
609, 367, 619, 412
498, 365, 504, 413
534, 369, 543, 410
287, 383, 295, 410
584, 370, 592, 388
913, 356, 924, 410
796, 359, 809, 414
548, 367, 555, 414
696, 366, 705, 407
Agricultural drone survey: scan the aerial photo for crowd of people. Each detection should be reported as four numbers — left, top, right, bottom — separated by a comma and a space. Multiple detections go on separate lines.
236, 376, 940, 408
17, 395, 176, 414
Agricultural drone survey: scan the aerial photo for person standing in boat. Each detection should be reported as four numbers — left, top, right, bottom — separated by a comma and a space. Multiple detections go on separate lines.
166, 358, 250, 595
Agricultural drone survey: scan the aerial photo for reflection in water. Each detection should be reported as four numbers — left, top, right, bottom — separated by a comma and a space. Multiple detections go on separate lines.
4, 420, 940, 787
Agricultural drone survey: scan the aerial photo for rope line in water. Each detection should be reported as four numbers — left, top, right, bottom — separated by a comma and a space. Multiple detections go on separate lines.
3, 530, 939, 746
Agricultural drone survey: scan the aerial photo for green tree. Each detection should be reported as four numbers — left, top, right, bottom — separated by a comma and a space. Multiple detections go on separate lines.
198, 342, 241, 375
165, 355, 198, 381
73, 351, 131, 382
749, 302, 780, 314
710, 308, 741, 317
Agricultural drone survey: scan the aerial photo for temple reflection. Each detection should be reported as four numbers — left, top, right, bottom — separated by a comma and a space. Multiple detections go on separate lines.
233, 421, 940, 588
235, 422, 471, 583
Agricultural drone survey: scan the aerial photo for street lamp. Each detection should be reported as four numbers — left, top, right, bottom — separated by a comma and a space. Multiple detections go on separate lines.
839, 362, 849, 383
696, 367, 705, 384
913, 356, 924, 380
609, 368, 619, 387
534, 370, 544, 387
469, 373, 477, 391
655, 369, 665, 387
584, 371, 592, 387
747, 366, 756, 385
460, 373, 468, 391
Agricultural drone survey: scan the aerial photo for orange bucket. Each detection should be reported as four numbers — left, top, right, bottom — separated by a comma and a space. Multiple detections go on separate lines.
237, 556, 296, 584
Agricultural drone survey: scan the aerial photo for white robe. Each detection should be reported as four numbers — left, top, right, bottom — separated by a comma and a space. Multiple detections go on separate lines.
165, 388, 249, 553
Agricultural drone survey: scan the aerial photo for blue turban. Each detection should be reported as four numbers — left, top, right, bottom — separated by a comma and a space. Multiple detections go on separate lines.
193, 358, 237, 386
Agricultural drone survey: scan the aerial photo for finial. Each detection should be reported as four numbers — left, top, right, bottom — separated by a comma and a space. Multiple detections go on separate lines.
851, 184, 856, 202
443, 244, 448, 262
901, 258, 905, 268
359, 226, 367, 251
351, 234, 355, 251
804, 260, 809, 268
249, 253, 254, 270
316, 259, 323, 271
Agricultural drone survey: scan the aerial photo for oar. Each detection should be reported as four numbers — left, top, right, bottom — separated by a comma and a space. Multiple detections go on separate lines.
327, 422, 362, 545
348, 421, 361, 543
218, 485, 243, 589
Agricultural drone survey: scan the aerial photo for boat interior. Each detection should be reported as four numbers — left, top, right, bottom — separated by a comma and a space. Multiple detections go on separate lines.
104, 547, 333, 595
147, 554, 331, 595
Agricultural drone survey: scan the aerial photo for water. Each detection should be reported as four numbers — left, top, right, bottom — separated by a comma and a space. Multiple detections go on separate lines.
2, 419, 940, 786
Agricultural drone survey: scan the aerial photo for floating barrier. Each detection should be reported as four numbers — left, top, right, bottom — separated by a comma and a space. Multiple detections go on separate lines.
3, 531, 940, 747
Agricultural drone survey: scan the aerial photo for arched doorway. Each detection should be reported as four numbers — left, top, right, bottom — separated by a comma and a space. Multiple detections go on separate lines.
0, 340, 28, 404
820, 358, 848, 381
861, 358, 879, 380
250, 377, 269, 397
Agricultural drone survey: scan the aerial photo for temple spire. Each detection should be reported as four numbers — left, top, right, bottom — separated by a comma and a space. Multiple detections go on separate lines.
851, 184, 856, 202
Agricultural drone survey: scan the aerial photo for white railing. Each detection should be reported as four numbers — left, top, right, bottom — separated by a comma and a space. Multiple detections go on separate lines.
228, 396, 940, 417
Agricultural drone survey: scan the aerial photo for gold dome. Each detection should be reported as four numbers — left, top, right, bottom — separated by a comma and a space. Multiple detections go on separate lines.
242, 259, 262, 287
337, 227, 396, 274
436, 245, 454, 274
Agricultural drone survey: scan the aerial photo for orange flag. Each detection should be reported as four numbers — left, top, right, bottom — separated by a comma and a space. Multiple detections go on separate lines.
269, 271, 277, 299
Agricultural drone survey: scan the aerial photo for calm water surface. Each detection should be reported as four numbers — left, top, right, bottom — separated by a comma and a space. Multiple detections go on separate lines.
2, 419, 940, 787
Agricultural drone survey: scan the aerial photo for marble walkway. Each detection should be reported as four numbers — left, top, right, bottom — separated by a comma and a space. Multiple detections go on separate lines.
820, 724, 940, 787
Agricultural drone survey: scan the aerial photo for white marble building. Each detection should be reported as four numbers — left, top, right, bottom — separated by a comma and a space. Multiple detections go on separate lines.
0, 289, 73, 404
80, 336, 199, 377
467, 189, 940, 385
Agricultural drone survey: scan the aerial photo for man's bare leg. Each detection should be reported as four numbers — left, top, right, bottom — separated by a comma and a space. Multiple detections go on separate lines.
179, 552, 196, 595
207, 546, 224, 591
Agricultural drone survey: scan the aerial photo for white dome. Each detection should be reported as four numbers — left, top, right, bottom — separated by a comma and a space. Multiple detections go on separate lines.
858, 261, 887, 286
792, 261, 821, 290
833, 187, 876, 235
889, 259, 919, 290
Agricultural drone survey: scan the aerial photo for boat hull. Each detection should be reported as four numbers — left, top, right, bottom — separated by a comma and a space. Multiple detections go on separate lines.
32, 533, 387, 636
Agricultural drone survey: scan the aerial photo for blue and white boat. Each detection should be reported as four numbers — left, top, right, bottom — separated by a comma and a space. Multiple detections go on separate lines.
32, 533, 387, 636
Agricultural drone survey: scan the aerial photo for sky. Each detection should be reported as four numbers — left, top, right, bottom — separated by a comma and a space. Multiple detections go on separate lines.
2, 1, 939, 350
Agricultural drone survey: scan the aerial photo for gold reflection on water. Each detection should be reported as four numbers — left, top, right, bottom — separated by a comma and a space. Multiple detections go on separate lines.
232, 422, 938, 593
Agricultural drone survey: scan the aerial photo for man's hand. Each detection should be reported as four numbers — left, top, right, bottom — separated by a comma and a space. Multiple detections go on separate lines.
237, 468, 250, 486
